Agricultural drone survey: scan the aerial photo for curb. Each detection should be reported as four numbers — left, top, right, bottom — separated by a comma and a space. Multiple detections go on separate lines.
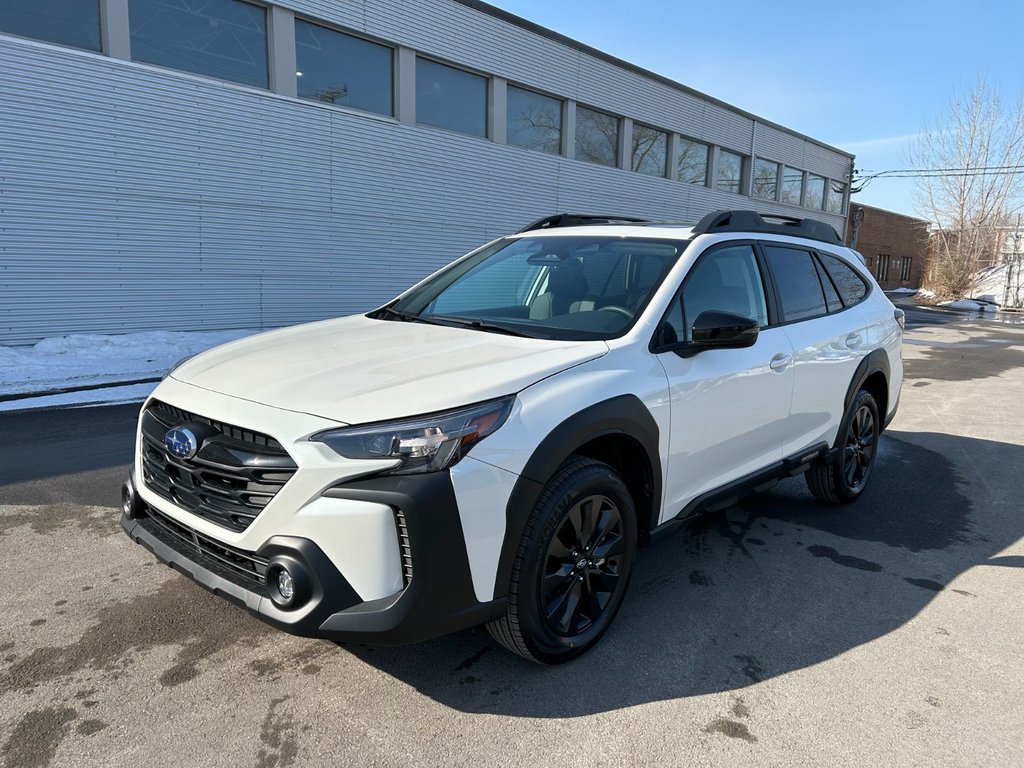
0, 377, 161, 404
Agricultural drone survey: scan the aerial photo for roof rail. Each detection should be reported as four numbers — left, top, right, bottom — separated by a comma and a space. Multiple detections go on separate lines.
518, 213, 652, 233
691, 209, 843, 245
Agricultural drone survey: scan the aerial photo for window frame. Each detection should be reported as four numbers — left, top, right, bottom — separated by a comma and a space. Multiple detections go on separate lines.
630, 123, 669, 178
649, 238, 776, 353
817, 251, 872, 309
574, 104, 621, 168
414, 54, 489, 138
0, 0, 102, 52
128, 0, 270, 89
293, 15, 396, 117
755, 241, 872, 328
677, 137, 710, 186
505, 83, 564, 155
716, 149, 747, 195
751, 157, 780, 201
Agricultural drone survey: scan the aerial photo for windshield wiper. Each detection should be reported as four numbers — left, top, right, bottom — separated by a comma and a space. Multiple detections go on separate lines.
373, 305, 435, 324
427, 315, 540, 338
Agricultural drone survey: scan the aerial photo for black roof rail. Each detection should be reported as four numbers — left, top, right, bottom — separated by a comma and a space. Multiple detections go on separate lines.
691, 209, 843, 246
518, 213, 653, 233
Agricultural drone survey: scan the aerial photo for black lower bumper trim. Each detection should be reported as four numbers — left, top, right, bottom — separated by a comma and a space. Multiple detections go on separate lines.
122, 469, 505, 645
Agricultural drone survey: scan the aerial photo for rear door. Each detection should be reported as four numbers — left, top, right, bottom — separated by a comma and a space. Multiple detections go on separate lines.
759, 243, 871, 456
655, 241, 795, 516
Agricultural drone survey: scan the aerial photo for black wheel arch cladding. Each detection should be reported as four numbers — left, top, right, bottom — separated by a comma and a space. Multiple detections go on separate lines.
495, 394, 661, 601
846, 349, 890, 424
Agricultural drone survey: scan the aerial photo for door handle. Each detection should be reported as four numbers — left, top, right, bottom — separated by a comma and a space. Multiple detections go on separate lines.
769, 353, 793, 371
846, 333, 863, 349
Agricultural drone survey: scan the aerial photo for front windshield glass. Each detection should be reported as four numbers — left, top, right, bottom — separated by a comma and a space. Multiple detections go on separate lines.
381, 236, 688, 341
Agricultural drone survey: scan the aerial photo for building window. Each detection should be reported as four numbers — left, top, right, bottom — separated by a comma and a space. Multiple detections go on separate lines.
678, 139, 709, 185
129, 0, 268, 88
506, 85, 562, 155
805, 174, 826, 210
294, 21, 393, 116
717, 150, 745, 194
781, 166, 803, 206
416, 57, 487, 137
0, 0, 101, 51
876, 253, 891, 281
899, 256, 913, 282
827, 180, 847, 214
631, 124, 668, 177
575, 106, 619, 167
752, 158, 779, 200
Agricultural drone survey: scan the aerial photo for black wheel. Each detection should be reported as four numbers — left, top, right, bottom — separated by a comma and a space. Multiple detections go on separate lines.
486, 456, 637, 664
806, 388, 880, 503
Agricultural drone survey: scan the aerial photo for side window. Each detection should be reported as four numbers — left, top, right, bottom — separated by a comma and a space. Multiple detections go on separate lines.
813, 256, 843, 312
762, 245, 828, 322
661, 244, 768, 343
820, 254, 868, 306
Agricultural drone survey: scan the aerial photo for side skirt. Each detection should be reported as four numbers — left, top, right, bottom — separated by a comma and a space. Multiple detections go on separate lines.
648, 442, 829, 544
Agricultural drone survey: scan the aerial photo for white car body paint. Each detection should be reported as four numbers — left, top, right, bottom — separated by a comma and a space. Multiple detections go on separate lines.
127, 221, 904, 639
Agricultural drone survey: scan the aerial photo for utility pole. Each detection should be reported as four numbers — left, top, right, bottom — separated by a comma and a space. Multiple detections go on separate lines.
849, 207, 865, 248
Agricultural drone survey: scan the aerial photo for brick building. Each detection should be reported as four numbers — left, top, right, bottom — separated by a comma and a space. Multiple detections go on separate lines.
845, 204, 930, 290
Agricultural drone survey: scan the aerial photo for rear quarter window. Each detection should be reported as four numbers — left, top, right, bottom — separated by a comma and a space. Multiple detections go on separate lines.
820, 253, 868, 306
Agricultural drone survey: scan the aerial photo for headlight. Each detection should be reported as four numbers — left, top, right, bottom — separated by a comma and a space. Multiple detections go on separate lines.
162, 354, 196, 381
310, 397, 514, 475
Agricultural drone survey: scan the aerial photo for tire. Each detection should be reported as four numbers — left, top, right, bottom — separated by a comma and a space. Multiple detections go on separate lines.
486, 456, 637, 664
805, 388, 881, 504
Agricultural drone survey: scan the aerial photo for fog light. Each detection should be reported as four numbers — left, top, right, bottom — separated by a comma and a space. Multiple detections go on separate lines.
266, 559, 310, 610
276, 569, 294, 601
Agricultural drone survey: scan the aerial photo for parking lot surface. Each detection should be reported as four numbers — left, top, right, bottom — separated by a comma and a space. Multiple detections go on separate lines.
2, 318, 1023, 768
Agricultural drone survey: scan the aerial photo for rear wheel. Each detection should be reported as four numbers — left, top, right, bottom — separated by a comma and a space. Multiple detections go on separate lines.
805, 388, 880, 503
486, 456, 637, 664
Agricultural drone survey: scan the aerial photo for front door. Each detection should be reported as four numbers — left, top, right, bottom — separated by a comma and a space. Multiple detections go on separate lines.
654, 242, 794, 519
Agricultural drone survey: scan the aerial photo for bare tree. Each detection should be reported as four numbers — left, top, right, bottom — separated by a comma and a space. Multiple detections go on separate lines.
910, 79, 1024, 298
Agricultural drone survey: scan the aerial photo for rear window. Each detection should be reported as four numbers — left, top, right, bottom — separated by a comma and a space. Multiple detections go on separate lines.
762, 245, 827, 322
820, 254, 868, 306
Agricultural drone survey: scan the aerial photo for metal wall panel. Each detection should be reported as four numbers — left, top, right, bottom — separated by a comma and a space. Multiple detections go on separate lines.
0, 3, 852, 344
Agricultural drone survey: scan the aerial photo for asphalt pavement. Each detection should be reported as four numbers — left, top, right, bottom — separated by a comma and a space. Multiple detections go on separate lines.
1, 316, 1022, 768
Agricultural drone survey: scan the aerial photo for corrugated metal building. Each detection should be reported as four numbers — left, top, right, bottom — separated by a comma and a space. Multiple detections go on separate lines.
0, 0, 854, 345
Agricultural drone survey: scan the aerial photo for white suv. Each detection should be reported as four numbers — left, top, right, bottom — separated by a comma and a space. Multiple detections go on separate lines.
121, 209, 903, 663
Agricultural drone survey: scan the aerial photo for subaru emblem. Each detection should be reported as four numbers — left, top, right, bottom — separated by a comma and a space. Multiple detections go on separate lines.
164, 427, 199, 460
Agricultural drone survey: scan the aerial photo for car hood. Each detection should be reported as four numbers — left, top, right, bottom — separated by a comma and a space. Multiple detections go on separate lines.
170, 314, 608, 424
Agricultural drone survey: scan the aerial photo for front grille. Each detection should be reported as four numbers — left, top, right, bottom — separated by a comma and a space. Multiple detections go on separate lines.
141, 399, 297, 532
139, 503, 268, 588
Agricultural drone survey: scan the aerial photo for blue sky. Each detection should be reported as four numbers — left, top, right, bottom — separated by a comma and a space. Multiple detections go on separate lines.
492, 0, 1024, 219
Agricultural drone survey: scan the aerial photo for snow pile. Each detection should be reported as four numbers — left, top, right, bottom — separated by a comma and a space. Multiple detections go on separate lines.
973, 263, 1007, 303
939, 299, 999, 313
0, 329, 257, 397
887, 288, 919, 294
918, 288, 937, 299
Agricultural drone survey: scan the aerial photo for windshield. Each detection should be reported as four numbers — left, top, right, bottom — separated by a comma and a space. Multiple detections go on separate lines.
376, 236, 688, 341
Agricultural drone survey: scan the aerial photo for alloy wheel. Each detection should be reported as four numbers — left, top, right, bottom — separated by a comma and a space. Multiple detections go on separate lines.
844, 404, 877, 489
540, 494, 626, 636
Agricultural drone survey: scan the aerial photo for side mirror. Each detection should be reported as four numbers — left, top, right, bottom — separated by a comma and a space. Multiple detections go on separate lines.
690, 310, 759, 349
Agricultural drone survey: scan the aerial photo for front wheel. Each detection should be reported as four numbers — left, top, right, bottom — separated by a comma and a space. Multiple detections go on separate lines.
486, 456, 637, 664
805, 388, 880, 503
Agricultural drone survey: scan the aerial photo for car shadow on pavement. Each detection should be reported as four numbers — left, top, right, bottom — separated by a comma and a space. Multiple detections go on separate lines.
347, 431, 1022, 718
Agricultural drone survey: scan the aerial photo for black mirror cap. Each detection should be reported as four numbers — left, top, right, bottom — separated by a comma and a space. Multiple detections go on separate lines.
690, 310, 759, 348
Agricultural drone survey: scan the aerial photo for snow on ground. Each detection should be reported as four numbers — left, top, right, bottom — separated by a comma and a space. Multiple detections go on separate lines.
0, 329, 257, 397
0, 383, 158, 413
887, 287, 919, 294
973, 263, 1007, 302
940, 299, 999, 313
918, 288, 937, 299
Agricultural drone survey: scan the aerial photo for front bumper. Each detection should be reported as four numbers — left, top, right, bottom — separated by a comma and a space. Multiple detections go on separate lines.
123, 469, 505, 645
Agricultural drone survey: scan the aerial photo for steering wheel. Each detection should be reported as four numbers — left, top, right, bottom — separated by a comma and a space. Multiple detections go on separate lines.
598, 305, 634, 319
